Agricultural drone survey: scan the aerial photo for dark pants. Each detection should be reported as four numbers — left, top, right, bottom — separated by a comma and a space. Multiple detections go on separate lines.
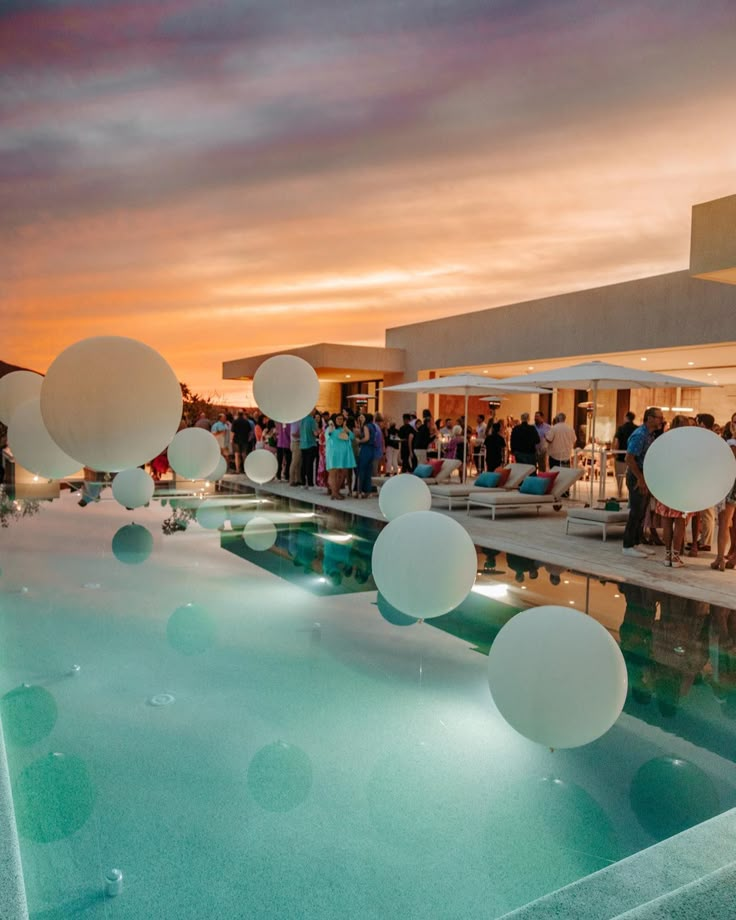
301, 446, 318, 486
358, 446, 374, 494
623, 472, 647, 548
276, 447, 291, 480
549, 458, 571, 468
400, 445, 414, 473
514, 451, 537, 468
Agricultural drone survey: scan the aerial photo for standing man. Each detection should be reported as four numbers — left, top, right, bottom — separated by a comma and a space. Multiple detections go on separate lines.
473, 414, 487, 474
613, 411, 637, 499
300, 411, 319, 488
622, 407, 664, 558
545, 413, 576, 468
689, 413, 716, 555
231, 410, 251, 474
534, 411, 551, 472
510, 413, 540, 467
398, 413, 416, 472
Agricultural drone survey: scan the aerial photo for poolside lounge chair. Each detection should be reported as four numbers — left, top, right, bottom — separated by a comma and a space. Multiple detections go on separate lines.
565, 505, 630, 541
466, 467, 583, 519
372, 459, 462, 491
428, 463, 535, 510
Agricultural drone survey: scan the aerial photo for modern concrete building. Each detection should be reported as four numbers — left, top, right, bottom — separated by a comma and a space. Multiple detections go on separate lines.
224, 196, 736, 437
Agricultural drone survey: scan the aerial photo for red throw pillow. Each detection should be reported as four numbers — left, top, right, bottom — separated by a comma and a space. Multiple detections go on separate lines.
537, 471, 559, 494
494, 467, 511, 487
430, 459, 444, 477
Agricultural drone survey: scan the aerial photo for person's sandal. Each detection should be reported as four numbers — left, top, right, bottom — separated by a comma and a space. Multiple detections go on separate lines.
663, 550, 672, 567
710, 556, 726, 572
671, 551, 685, 568
688, 545, 699, 558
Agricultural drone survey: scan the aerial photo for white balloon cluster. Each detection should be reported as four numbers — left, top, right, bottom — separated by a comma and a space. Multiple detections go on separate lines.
371, 511, 477, 619
168, 428, 221, 481
0, 371, 43, 425
487, 606, 627, 749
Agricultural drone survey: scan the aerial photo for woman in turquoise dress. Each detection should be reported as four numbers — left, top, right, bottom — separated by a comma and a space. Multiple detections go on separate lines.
326, 413, 356, 500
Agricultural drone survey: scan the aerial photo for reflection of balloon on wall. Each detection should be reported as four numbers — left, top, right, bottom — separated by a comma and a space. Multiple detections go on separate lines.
487, 606, 627, 749
112, 523, 154, 565
378, 474, 431, 521
112, 468, 155, 509
0, 371, 43, 425
371, 511, 477, 619
247, 741, 312, 812
14, 752, 96, 843
244, 450, 278, 485
630, 756, 720, 840
168, 428, 221, 481
644, 427, 736, 513
252, 355, 320, 423
167, 603, 216, 655
8, 398, 81, 479
40, 336, 182, 472
243, 516, 277, 551
0, 685, 58, 747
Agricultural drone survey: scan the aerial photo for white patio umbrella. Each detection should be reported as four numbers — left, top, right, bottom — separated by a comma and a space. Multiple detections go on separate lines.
381, 374, 551, 481
494, 360, 714, 502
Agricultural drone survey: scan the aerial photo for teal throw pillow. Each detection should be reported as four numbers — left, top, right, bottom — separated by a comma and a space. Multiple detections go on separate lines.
519, 476, 549, 496
413, 464, 434, 478
474, 472, 501, 488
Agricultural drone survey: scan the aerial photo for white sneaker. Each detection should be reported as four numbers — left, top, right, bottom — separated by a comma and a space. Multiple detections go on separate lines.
635, 544, 656, 555
623, 547, 648, 558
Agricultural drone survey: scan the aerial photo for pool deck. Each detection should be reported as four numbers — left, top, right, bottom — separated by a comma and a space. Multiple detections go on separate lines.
223, 475, 735, 611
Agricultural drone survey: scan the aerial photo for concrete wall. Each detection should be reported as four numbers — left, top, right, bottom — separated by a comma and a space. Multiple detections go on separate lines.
383, 270, 736, 419
690, 194, 736, 284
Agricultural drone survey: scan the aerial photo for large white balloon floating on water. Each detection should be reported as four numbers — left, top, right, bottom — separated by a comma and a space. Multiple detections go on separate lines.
644, 427, 736, 513
371, 510, 477, 619
243, 516, 278, 551
244, 449, 278, 485
378, 473, 431, 521
487, 606, 627, 749
167, 428, 221, 481
7, 398, 81, 480
252, 355, 320, 423
0, 371, 44, 425
40, 336, 182, 473
112, 468, 155, 509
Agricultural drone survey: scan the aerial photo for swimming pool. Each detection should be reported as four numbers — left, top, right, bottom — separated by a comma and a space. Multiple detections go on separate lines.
1, 486, 735, 919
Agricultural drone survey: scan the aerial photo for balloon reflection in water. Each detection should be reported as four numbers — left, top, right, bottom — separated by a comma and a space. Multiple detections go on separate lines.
112, 524, 153, 565
0, 685, 57, 747
376, 592, 419, 627
243, 516, 277, 552
14, 752, 96, 843
630, 756, 720, 840
247, 741, 312, 812
167, 604, 216, 656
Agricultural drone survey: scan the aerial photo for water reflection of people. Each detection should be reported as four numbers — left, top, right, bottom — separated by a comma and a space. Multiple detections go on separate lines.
505, 553, 539, 583
618, 582, 657, 705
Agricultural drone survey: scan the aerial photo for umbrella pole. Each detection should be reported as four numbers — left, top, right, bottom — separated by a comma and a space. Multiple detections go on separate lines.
589, 381, 598, 506
463, 392, 469, 484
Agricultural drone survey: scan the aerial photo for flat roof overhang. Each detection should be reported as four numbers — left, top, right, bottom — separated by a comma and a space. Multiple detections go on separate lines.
223, 342, 406, 383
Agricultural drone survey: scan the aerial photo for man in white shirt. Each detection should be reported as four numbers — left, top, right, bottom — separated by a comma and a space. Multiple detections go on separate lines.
545, 413, 576, 468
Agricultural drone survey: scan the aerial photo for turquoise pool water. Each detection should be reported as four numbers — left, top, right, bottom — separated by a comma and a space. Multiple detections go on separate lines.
1, 487, 735, 919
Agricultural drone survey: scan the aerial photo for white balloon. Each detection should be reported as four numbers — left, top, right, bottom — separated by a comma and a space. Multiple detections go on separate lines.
371, 511, 477, 619
488, 606, 627, 749
168, 428, 222, 481
112, 468, 154, 509
243, 516, 277, 551
196, 501, 227, 530
252, 355, 320, 423
379, 473, 432, 520
0, 371, 43, 425
644, 427, 736, 513
204, 455, 227, 482
244, 450, 278, 484
7, 398, 82, 480
40, 336, 182, 472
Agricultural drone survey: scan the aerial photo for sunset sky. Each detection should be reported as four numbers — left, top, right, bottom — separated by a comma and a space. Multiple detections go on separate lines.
4, 0, 736, 403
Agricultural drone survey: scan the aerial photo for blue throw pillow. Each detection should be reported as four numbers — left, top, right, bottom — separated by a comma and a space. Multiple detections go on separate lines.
474, 472, 501, 488
519, 476, 549, 495
413, 464, 434, 478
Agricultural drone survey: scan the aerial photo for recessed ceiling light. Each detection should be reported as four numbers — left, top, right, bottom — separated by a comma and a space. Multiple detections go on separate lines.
569, 600, 575, 605
640, 357, 647, 362
345, 374, 351, 378
563, 579, 570, 584
528, 366, 534, 370
483, 370, 488, 374
687, 361, 695, 366
707, 373, 713, 376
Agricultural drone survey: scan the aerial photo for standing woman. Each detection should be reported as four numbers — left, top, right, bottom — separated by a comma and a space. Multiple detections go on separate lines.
712, 438, 736, 571
652, 415, 692, 567
315, 414, 329, 491
326, 413, 355, 499
385, 419, 400, 476
484, 421, 507, 471
356, 412, 377, 498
